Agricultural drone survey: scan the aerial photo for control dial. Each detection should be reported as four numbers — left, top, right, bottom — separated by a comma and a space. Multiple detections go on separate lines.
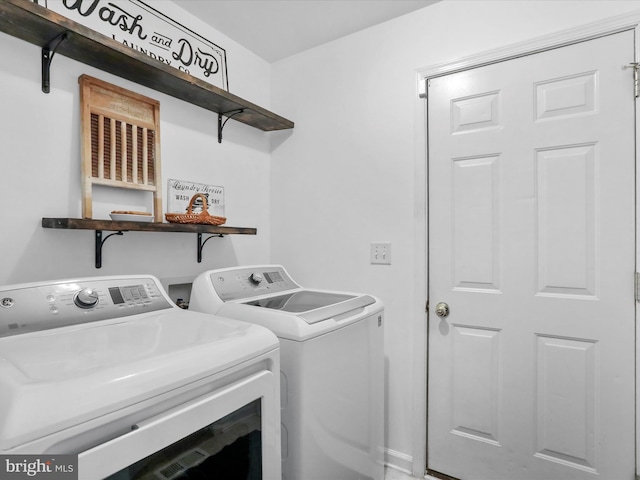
248, 273, 264, 285
74, 288, 99, 309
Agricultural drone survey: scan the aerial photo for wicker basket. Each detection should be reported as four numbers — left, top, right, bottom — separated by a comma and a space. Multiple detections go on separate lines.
165, 193, 226, 225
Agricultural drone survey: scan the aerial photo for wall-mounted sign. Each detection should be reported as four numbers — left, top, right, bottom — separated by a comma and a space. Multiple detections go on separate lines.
45, 0, 229, 91
167, 179, 225, 217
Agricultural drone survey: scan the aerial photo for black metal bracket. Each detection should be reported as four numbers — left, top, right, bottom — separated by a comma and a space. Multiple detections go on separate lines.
197, 233, 224, 263
42, 31, 69, 93
218, 109, 245, 143
95, 230, 124, 269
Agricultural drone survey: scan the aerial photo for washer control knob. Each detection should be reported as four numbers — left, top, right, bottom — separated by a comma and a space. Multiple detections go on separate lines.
74, 288, 99, 309
248, 273, 264, 285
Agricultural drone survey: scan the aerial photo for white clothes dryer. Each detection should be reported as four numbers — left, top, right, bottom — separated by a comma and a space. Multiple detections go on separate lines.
0, 275, 281, 480
189, 265, 384, 480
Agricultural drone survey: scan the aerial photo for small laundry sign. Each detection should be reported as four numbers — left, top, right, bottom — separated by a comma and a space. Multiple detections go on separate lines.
45, 0, 229, 91
167, 179, 225, 218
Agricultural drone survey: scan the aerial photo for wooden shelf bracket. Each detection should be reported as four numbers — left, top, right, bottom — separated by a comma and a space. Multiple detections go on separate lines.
42, 31, 68, 93
218, 109, 245, 143
95, 230, 124, 269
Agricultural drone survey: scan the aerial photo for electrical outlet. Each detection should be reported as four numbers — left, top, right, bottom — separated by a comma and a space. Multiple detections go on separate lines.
370, 242, 391, 265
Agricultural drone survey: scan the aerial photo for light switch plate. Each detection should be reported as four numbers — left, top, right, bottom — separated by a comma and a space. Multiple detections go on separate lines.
370, 242, 391, 265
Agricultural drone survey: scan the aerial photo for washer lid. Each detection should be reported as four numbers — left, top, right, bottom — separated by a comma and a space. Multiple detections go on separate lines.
244, 291, 376, 324
245, 291, 355, 312
0, 310, 277, 451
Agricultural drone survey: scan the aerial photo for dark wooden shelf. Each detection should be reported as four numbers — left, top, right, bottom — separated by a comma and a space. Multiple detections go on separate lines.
42, 218, 257, 267
42, 217, 257, 235
0, 0, 294, 133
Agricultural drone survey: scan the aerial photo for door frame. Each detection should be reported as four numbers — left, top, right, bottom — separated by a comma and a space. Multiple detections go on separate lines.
412, 11, 640, 478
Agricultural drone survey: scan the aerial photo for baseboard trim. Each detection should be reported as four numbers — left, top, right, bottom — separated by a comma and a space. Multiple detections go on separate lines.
385, 448, 414, 474
426, 469, 460, 480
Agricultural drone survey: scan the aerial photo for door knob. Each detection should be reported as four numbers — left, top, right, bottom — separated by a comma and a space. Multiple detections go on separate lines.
435, 302, 450, 318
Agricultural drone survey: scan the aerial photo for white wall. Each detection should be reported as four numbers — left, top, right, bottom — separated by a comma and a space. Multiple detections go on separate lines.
5, 1, 640, 476
269, 0, 640, 474
0, 2, 273, 285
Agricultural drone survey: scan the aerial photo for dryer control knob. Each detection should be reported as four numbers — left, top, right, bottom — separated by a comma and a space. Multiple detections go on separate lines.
249, 273, 264, 285
74, 288, 99, 309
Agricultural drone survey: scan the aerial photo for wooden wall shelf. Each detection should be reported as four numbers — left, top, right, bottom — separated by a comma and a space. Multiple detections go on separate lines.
42, 218, 257, 268
0, 0, 294, 138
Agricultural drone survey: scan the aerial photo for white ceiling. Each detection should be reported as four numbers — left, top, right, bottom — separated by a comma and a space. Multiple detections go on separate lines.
173, 0, 439, 63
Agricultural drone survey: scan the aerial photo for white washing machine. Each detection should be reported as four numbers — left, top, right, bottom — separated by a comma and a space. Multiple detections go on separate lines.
189, 265, 384, 480
0, 274, 281, 480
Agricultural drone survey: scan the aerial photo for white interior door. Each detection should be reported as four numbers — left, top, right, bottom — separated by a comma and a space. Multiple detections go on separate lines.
427, 30, 636, 480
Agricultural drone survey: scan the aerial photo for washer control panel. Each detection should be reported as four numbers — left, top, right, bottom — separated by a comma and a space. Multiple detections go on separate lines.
0, 276, 173, 337
208, 265, 300, 301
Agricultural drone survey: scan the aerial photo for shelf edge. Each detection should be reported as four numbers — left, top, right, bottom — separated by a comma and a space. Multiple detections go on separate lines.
42, 218, 257, 235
